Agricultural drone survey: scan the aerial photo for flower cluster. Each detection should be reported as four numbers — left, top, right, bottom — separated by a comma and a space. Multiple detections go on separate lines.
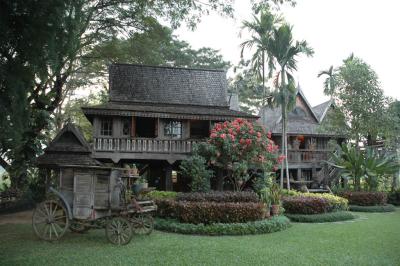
207, 118, 283, 171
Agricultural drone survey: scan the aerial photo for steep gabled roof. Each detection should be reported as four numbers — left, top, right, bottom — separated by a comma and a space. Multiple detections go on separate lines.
36, 124, 101, 167
312, 99, 333, 123
258, 86, 337, 136
109, 64, 230, 107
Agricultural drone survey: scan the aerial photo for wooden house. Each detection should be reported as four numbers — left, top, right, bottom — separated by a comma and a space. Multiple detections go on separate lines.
259, 87, 344, 190
80, 64, 258, 191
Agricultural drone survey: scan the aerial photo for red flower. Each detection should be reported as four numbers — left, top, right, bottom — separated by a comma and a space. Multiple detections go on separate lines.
220, 133, 226, 139
239, 138, 246, 145
246, 139, 252, 145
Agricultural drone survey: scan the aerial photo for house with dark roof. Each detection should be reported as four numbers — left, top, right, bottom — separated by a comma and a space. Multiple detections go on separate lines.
79, 64, 257, 191
259, 87, 344, 189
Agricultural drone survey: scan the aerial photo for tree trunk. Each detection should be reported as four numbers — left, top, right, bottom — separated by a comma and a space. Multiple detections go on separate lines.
262, 51, 266, 107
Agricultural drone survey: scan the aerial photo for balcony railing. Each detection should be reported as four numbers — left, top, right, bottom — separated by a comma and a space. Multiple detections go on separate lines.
93, 137, 200, 154
287, 149, 332, 163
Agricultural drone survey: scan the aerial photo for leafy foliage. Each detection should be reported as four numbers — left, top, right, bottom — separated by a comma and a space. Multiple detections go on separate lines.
176, 191, 259, 203
282, 196, 331, 214
387, 190, 400, 206
147, 190, 177, 200
319, 55, 393, 143
338, 191, 387, 206
154, 216, 291, 236
180, 155, 212, 192
329, 143, 399, 191
285, 211, 356, 223
200, 118, 282, 191
348, 204, 395, 212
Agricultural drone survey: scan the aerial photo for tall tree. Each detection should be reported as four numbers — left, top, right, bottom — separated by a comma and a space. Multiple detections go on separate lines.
240, 8, 282, 107
0, 0, 239, 189
267, 23, 314, 189
319, 55, 391, 146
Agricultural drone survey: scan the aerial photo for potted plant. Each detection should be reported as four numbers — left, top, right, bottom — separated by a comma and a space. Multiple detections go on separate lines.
133, 176, 148, 194
270, 183, 281, 216
259, 188, 271, 218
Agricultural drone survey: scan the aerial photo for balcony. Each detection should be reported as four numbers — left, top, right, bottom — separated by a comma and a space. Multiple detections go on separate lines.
93, 137, 200, 154
287, 149, 332, 163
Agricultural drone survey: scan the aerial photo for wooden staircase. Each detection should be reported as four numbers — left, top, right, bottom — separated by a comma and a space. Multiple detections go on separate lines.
309, 160, 339, 194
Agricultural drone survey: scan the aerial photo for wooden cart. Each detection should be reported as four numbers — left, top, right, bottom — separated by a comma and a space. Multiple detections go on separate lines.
32, 165, 157, 245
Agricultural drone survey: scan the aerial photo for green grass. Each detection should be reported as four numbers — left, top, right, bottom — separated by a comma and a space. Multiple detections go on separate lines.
1, 209, 400, 266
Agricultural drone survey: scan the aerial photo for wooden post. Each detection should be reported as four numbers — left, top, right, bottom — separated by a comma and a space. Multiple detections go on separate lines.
165, 164, 173, 191
297, 168, 302, 181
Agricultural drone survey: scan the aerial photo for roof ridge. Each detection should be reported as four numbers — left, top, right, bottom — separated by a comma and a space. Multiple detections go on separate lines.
109, 63, 227, 72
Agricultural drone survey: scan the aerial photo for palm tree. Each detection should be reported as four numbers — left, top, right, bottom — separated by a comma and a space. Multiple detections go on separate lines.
240, 8, 282, 107
267, 23, 314, 189
317, 65, 336, 95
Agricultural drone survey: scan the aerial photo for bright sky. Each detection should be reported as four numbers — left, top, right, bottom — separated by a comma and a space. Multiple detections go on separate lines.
175, 0, 400, 106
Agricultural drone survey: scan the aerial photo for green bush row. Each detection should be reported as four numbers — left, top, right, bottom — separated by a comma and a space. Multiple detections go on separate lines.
154, 199, 266, 224
387, 191, 400, 206
154, 216, 291, 236
285, 211, 357, 223
176, 191, 259, 203
338, 191, 387, 206
349, 204, 396, 212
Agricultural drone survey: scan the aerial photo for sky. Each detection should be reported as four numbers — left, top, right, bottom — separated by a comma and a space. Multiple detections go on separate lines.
175, 0, 400, 106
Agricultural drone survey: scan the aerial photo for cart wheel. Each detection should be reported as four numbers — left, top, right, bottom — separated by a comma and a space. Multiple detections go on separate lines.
131, 214, 154, 235
105, 217, 133, 245
69, 221, 89, 233
32, 200, 69, 241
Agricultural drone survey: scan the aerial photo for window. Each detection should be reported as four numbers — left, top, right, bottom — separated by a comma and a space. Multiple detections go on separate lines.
190, 120, 209, 139
121, 117, 131, 136
164, 120, 182, 139
100, 118, 113, 136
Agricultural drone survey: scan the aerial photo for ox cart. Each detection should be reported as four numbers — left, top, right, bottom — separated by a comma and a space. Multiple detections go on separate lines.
32, 165, 156, 245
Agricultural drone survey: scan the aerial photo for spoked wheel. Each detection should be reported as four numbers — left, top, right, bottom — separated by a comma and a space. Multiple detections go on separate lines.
69, 220, 90, 233
105, 217, 133, 245
131, 214, 154, 235
32, 200, 69, 241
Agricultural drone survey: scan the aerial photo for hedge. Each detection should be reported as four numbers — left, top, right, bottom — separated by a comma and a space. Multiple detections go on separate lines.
282, 196, 331, 214
148, 191, 177, 200
387, 191, 400, 206
338, 191, 387, 206
154, 216, 291, 236
349, 204, 396, 212
154, 199, 265, 224
285, 211, 357, 223
176, 191, 259, 203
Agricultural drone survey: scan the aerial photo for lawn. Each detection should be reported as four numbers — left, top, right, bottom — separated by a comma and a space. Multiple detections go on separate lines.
1, 210, 399, 266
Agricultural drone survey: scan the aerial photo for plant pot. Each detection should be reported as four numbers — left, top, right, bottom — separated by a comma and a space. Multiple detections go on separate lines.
271, 204, 280, 216
132, 183, 148, 194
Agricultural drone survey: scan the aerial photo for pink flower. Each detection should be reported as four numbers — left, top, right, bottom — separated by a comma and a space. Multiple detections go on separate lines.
210, 133, 217, 138
220, 133, 226, 139
239, 138, 246, 145
277, 155, 286, 164
267, 131, 272, 139
257, 132, 262, 138
246, 139, 252, 145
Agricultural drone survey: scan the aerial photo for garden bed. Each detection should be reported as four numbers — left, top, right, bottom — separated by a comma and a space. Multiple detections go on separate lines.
285, 211, 357, 223
349, 204, 396, 212
154, 216, 291, 236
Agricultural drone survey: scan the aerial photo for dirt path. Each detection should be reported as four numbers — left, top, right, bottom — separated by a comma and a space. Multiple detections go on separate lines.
0, 210, 33, 225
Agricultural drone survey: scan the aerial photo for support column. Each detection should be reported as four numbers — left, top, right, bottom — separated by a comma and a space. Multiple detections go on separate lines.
165, 163, 173, 191
297, 168, 302, 181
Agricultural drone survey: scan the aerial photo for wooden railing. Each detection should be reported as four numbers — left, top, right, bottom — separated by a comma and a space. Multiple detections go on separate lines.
93, 138, 200, 154
287, 149, 331, 163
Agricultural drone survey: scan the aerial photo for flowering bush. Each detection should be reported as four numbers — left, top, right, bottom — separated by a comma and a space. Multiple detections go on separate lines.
195, 118, 283, 191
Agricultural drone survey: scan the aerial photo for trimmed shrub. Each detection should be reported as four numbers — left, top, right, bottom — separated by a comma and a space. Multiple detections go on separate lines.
285, 211, 356, 223
155, 199, 265, 224
281, 189, 301, 197
176, 201, 265, 224
339, 191, 387, 206
155, 216, 291, 236
176, 191, 259, 203
387, 191, 400, 206
148, 191, 177, 200
282, 196, 331, 214
349, 204, 396, 212
300, 193, 348, 211
154, 199, 177, 219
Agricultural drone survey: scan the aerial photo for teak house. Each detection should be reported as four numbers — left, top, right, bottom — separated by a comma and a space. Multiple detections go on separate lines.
259, 88, 343, 190
81, 64, 257, 191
